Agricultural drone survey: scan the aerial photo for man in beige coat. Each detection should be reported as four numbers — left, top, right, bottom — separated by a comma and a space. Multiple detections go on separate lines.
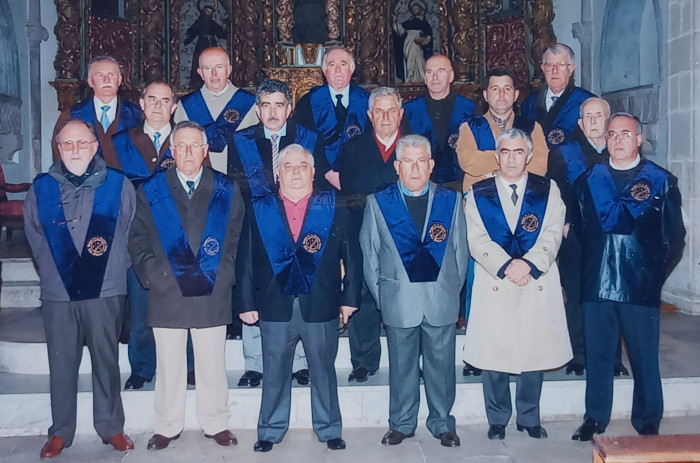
463, 128, 571, 441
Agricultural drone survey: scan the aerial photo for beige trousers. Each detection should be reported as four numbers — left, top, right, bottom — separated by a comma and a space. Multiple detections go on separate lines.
152, 325, 230, 437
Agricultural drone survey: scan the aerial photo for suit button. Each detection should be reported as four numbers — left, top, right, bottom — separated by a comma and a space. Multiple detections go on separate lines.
538, 286, 543, 291
493, 286, 498, 291
483, 252, 488, 257
543, 247, 549, 251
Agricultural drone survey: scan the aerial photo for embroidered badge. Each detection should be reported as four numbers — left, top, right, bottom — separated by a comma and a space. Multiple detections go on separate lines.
429, 223, 447, 243
302, 233, 323, 253
547, 128, 565, 145
86, 236, 108, 256
345, 124, 361, 138
202, 237, 221, 256
160, 158, 176, 169
520, 213, 540, 232
448, 133, 459, 150
630, 181, 651, 201
223, 108, 241, 124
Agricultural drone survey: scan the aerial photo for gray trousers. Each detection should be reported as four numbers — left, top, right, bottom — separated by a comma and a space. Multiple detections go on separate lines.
481, 370, 543, 427
242, 323, 307, 373
258, 299, 341, 443
42, 296, 126, 444
384, 319, 456, 437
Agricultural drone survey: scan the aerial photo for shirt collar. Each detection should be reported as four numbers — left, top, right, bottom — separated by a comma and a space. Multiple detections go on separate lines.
263, 123, 288, 140
204, 81, 232, 97
93, 96, 118, 121
376, 131, 399, 150
546, 87, 565, 99
176, 167, 204, 190
609, 154, 641, 170
143, 121, 172, 141
281, 191, 312, 205
398, 180, 429, 197
497, 172, 527, 193
328, 84, 350, 107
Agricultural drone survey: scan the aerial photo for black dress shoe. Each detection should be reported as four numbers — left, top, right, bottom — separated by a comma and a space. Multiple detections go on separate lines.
462, 362, 482, 376
566, 363, 585, 376
572, 418, 603, 441
439, 430, 461, 447
639, 424, 659, 436
348, 367, 371, 382
292, 369, 310, 386
124, 374, 151, 390
237, 370, 263, 387
326, 437, 346, 450
614, 363, 630, 377
487, 425, 505, 440
147, 433, 180, 450
187, 371, 196, 386
516, 424, 548, 439
381, 429, 412, 445
254, 440, 274, 452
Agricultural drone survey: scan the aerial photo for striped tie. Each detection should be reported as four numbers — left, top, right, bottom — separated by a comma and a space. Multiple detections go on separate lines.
271, 134, 280, 183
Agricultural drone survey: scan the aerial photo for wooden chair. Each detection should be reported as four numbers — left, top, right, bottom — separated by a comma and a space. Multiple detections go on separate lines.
0, 163, 31, 241
593, 434, 700, 463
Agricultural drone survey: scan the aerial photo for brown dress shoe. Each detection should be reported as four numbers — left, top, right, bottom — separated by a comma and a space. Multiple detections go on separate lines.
103, 432, 135, 451
40, 436, 68, 459
204, 429, 238, 446
147, 433, 181, 450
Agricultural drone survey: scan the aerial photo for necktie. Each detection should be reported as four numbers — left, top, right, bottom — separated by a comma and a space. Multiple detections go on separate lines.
550, 95, 559, 108
153, 132, 161, 152
100, 105, 110, 131
335, 94, 348, 129
510, 184, 518, 205
271, 134, 280, 183
186, 180, 195, 198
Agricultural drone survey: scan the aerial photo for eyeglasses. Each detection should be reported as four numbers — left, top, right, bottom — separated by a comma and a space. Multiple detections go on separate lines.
59, 140, 97, 152
397, 158, 430, 168
605, 131, 635, 141
542, 62, 572, 71
282, 163, 311, 172
173, 142, 207, 152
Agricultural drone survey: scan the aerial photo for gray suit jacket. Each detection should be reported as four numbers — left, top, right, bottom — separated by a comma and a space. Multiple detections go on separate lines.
360, 181, 469, 328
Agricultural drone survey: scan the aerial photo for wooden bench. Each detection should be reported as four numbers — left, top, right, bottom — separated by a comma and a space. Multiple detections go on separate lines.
593, 434, 700, 462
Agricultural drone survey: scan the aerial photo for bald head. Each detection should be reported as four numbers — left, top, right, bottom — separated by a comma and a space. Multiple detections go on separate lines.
197, 47, 232, 93
424, 54, 454, 99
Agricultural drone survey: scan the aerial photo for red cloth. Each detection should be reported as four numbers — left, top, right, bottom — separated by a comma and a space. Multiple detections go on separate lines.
281, 192, 311, 242
375, 130, 401, 163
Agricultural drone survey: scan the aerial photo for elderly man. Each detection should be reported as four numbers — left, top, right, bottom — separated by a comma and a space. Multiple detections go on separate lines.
403, 54, 475, 190
52, 56, 142, 168
571, 113, 685, 441
25, 119, 136, 458
229, 79, 331, 388
237, 144, 361, 452
294, 46, 370, 187
361, 134, 467, 447
337, 86, 410, 382
521, 43, 596, 148
129, 121, 245, 450
175, 46, 257, 173
464, 128, 571, 441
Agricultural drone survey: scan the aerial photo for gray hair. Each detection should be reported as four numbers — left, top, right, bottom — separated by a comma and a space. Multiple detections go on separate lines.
542, 43, 575, 64
607, 112, 643, 135
141, 80, 178, 104
579, 97, 610, 118
495, 128, 533, 153
255, 79, 292, 105
87, 55, 122, 76
277, 143, 315, 167
321, 46, 356, 71
55, 118, 98, 143
169, 121, 208, 147
395, 134, 432, 160
368, 86, 403, 109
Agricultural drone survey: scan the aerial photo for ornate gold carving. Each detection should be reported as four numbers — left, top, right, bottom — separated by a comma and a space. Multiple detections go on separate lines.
357, 0, 387, 85
231, 0, 260, 86
277, 0, 294, 43
344, 0, 357, 54
169, 0, 186, 89
53, 0, 81, 80
435, 0, 449, 56
88, 17, 135, 88
326, 0, 341, 41
264, 67, 324, 106
139, 0, 165, 82
450, 0, 477, 81
301, 43, 320, 64
528, 0, 556, 80
49, 80, 82, 112
263, 0, 275, 66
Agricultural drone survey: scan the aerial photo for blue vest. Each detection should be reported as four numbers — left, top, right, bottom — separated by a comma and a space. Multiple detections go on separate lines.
111, 130, 174, 181
404, 95, 476, 184
180, 88, 255, 152
467, 115, 537, 151
34, 169, 125, 300
71, 99, 142, 157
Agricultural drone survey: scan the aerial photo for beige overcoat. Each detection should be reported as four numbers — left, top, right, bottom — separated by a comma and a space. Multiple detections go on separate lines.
463, 174, 572, 374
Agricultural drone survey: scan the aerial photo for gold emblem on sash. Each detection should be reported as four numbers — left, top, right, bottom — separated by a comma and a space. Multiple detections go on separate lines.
160, 158, 176, 169
86, 236, 108, 256
429, 223, 447, 243
630, 182, 651, 201
345, 124, 361, 138
223, 108, 241, 124
202, 237, 221, 256
521, 213, 540, 232
302, 233, 322, 253
448, 133, 459, 150
547, 128, 565, 145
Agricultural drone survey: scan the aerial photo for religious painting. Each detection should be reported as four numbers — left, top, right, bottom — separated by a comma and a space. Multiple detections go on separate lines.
179, 0, 231, 89
392, 0, 439, 83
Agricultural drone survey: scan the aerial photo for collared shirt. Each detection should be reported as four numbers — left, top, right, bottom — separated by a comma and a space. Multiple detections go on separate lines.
207, 81, 232, 98
143, 121, 172, 147
328, 84, 350, 108
398, 180, 429, 197
545, 87, 564, 111
375, 130, 400, 162
263, 123, 288, 148
281, 192, 312, 242
586, 138, 606, 153
498, 172, 527, 201
94, 96, 118, 126
609, 154, 641, 171
176, 167, 204, 192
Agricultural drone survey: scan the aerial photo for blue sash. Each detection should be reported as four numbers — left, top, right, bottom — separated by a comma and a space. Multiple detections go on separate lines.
375, 183, 457, 282
181, 89, 255, 152
253, 191, 335, 294
522, 87, 595, 147
234, 125, 318, 197
142, 171, 234, 297
586, 160, 668, 234
309, 84, 369, 169
112, 130, 153, 180
405, 95, 475, 184
467, 115, 536, 151
473, 175, 550, 258
71, 99, 142, 157
558, 142, 590, 184
34, 169, 124, 301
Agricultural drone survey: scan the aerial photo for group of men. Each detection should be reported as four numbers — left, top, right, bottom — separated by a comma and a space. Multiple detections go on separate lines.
24, 41, 685, 459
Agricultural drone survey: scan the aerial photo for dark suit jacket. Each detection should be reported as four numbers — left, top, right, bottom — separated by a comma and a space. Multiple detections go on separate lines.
226, 121, 331, 198
236, 193, 362, 323
129, 167, 245, 329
